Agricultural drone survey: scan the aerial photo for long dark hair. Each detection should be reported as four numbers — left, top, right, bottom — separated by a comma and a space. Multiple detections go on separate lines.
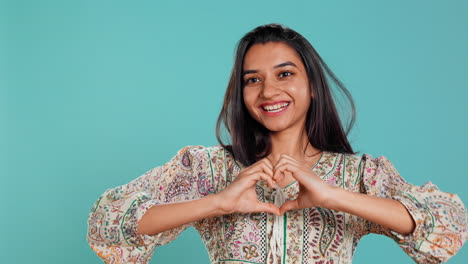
216, 23, 356, 166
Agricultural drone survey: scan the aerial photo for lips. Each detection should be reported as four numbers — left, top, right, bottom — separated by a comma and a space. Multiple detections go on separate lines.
261, 102, 289, 112
259, 101, 291, 116
260, 101, 289, 108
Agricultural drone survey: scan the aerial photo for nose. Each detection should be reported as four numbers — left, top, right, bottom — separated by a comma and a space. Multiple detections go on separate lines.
260, 77, 280, 98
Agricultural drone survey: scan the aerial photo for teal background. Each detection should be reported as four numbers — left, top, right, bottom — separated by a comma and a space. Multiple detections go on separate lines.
1, 0, 467, 263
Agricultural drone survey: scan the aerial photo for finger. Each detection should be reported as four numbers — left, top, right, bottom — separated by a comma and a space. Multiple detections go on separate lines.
246, 171, 275, 189
278, 155, 313, 171
272, 158, 288, 181
239, 163, 272, 184
257, 172, 276, 189
255, 202, 281, 216
273, 157, 299, 182
259, 159, 274, 177
284, 170, 293, 181
273, 170, 285, 183
273, 163, 300, 182
279, 153, 296, 161
279, 199, 299, 215
261, 158, 274, 171
249, 159, 274, 178
276, 155, 301, 168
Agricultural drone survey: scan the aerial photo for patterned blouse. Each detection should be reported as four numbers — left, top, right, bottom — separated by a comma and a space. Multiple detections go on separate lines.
87, 145, 467, 264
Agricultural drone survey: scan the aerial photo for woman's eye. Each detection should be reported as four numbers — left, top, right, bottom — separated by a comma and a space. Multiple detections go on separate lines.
246, 77, 260, 84
279, 71, 293, 78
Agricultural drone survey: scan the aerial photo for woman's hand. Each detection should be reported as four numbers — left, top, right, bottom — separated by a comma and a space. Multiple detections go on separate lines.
273, 154, 339, 215
215, 158, 281, 216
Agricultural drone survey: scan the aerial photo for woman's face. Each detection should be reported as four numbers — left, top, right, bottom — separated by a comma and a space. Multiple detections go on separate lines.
242, 41, 312, 133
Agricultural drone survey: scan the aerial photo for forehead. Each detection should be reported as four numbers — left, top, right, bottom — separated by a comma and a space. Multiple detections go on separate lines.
243, 42, 303, 70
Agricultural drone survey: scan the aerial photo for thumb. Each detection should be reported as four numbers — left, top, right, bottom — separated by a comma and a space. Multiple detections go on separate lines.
255, 202, 281, 216
279, 199, 299, 215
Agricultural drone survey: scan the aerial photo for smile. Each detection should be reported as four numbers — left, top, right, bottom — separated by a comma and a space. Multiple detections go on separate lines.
260, 102, 290, 116
261, 102, 290, 112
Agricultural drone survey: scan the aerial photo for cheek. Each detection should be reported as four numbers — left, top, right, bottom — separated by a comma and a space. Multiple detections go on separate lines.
294, 76, 311, 97
243, 89, 257, 108
242, 91, 249, 108
288, 84, 311, 98
242, 91, 256, 116
289, 85, 311, 110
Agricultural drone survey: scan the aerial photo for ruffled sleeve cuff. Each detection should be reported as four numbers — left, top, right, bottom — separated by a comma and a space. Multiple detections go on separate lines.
122, 196, 161, 248
389, 182, 468, 263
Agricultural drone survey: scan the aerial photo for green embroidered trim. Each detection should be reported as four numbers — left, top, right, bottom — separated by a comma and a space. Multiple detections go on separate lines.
324, 152, 340, 178
206, 148, 216, 189
405, 193, 435, 250
283, 180, 297, 189
312, 151, 325, 170
223, 147, 227, 183
283, 213, 287, 264
217, 259, 263, 264
355, 156, 364, 186
92, 195, 103, 213
121, 199, 142, 251
342, 154, 347, 248
342, 154, 347, 189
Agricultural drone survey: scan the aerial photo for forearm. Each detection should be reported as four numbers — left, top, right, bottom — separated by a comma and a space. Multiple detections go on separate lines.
325, 187, 416, 235
137, 194, 224, 236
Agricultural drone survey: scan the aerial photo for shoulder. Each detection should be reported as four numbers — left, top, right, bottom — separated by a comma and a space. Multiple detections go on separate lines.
327, 151, 395, 175
359, 153, 395, 170
338, 151, 393, 168
351, 152, 402, 181
328, 151, 366, 169
180, 145, 235, 191
177, 144, 229, 163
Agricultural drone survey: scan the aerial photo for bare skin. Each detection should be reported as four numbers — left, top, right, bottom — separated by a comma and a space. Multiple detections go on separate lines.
137, 42, 415, 237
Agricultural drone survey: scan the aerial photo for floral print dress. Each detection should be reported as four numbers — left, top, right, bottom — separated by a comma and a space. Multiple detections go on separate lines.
87, 145, 467, 264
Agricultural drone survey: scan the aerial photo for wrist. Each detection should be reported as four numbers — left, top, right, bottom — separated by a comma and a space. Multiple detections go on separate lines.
321, 186, 346, 210
210, 193, 233, 216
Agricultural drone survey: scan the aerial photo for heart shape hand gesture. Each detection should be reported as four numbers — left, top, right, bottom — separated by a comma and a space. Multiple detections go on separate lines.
216, 154, 338, 216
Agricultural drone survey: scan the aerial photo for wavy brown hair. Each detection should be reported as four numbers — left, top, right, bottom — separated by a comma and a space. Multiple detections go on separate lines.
216, 23, 356, 166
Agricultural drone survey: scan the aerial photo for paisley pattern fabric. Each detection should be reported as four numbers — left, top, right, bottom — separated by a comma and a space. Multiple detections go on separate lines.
87, 145, 467, 263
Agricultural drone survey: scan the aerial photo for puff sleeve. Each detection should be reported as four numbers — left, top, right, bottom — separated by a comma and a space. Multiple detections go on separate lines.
359, 154, 467, 263
86, 145, 214, 263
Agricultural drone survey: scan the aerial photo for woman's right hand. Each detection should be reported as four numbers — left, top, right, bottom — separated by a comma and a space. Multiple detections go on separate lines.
214, 158, 281, 216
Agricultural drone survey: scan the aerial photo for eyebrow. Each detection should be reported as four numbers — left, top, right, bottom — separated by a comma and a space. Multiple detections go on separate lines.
242, 61, 298, 76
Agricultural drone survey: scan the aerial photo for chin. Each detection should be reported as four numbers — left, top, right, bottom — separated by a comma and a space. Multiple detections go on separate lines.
262, 122, 289, 132
252, 114, 291, 132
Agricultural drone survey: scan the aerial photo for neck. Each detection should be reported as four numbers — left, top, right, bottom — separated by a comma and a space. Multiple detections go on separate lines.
268, 125, 320, 165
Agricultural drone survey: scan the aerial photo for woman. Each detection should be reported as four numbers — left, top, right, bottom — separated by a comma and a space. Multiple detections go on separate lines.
87, 24, 467, 264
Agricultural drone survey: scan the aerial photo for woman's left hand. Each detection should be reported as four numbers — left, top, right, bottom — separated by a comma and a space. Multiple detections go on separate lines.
273, 154, 339, 215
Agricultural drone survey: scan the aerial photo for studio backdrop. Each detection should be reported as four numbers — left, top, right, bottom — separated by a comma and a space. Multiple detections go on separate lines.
1, 0, 467, 263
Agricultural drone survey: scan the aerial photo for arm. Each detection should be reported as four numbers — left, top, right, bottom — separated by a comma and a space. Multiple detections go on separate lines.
87, 144, 279, 261
87, 145, 211, 263
138, 157, 281, 236
137, 194, 223, 236
274, 153, 467, 264
324, 186, 416, 235
357, 154, 467, 263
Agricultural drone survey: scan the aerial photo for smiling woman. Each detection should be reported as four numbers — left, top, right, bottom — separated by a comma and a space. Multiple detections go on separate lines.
86, 24, 467, 264
243, 43, 312, 132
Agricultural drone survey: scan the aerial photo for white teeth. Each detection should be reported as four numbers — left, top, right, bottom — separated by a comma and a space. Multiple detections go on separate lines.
262, 102, 289, 112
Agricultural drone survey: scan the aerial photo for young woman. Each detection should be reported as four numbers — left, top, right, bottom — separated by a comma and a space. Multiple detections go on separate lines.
87, 24, 467, 264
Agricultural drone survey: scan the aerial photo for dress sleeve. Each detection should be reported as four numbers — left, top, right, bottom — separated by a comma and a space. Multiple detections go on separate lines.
359, 154, 468, 264
86, 145, 213, 263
